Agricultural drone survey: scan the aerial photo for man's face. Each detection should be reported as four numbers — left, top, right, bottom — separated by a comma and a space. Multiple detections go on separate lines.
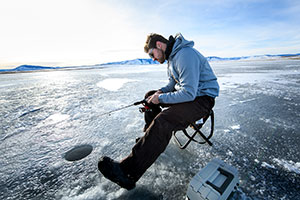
148, 48, 165, 64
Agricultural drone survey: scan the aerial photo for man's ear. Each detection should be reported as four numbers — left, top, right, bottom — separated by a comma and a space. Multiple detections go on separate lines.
156, 41, 162, 49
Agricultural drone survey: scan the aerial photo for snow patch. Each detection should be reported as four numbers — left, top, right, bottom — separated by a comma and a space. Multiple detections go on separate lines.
239, 98, 256, 103
231, 125, 240, 130
273, 158, 300, 174
261, 162, 276, 169
226, 150, 233, 156
250, 175, 256, 181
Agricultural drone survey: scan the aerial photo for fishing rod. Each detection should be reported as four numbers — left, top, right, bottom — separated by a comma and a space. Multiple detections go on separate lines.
98, 99, 149, 116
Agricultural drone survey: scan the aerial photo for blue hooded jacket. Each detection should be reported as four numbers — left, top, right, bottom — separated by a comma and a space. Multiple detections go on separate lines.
158, 33, 219, 104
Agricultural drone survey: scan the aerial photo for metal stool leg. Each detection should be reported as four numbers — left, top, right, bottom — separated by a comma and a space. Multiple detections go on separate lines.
173, 110, 214, 149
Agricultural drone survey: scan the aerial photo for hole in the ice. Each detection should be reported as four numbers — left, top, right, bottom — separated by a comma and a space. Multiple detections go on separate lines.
64, 144, 93, 161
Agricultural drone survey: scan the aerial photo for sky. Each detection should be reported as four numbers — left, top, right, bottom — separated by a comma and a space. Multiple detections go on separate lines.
0, 0, 300, 69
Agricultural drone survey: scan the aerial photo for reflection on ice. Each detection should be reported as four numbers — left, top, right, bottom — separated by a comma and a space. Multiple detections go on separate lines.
97, 78, 137, 91
45, 113, 70, 124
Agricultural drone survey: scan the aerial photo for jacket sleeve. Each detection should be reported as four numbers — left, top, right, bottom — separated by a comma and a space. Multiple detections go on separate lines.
158, 48, 200, 104
159, 73, 176, 93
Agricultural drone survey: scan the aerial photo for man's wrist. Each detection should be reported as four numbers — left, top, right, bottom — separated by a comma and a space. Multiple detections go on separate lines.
158, 94, 164, 103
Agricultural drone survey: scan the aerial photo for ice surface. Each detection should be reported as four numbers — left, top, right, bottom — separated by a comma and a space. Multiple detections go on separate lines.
0, 59, 299, 199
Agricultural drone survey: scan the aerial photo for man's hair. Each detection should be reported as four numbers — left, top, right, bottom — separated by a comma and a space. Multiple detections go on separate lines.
144, 33, 168, 53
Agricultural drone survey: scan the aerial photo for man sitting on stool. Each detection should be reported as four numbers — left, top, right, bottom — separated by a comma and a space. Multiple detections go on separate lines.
98, 33, 220, 190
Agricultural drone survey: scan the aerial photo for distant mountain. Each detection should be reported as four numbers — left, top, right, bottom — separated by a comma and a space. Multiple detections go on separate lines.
207, 56, 250, 61
99, 58, 160, 66
0, 65, 60, 72
102, 53, 300, 65
207, 53, 300, 61
1, 53, 299, 73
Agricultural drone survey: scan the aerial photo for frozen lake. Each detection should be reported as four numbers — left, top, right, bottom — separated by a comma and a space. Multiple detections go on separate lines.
0, 59, 299, 199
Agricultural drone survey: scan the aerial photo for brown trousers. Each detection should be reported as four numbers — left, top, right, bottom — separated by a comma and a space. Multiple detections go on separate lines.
120, 90, 215, 181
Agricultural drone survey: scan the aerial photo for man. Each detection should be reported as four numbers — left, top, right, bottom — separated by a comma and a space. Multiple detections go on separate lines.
98, 33, 219, 190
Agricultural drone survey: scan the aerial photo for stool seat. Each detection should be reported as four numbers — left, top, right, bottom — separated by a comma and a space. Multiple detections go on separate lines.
173, 110, 214, 149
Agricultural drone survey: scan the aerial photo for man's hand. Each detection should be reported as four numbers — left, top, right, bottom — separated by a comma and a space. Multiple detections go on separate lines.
147, 90, 162, 104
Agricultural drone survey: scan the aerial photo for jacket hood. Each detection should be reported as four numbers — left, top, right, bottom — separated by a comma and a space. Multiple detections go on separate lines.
169, 33, 194, 59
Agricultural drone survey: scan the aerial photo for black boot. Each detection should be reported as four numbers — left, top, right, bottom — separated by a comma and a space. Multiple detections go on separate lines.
98, 156, 136, 190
